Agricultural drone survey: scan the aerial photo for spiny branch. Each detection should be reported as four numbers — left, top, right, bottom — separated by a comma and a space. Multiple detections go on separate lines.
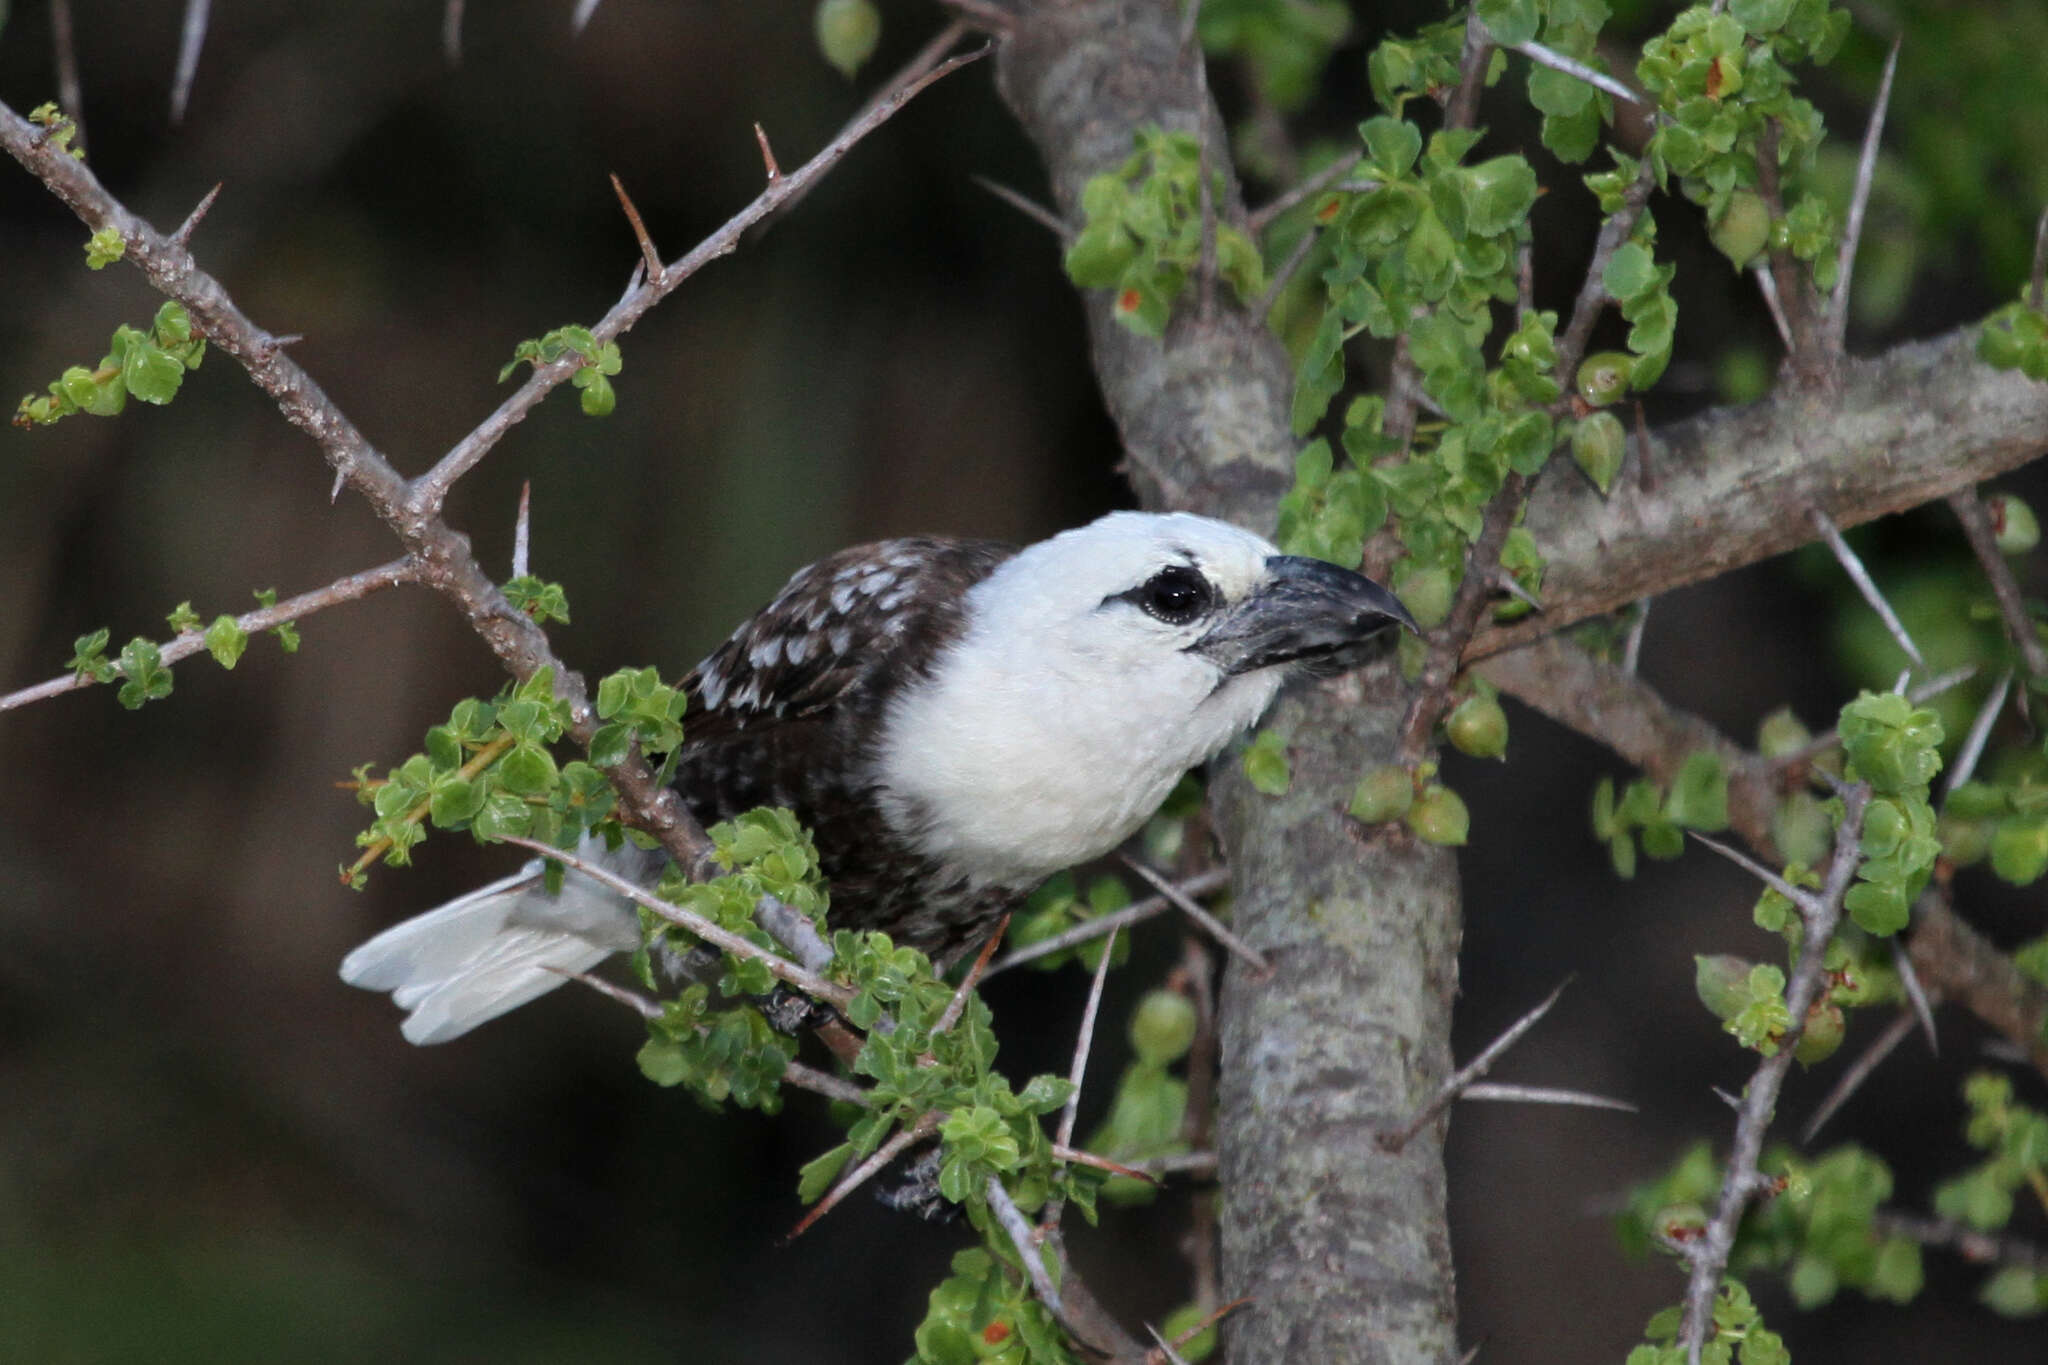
1, 557, 419, 713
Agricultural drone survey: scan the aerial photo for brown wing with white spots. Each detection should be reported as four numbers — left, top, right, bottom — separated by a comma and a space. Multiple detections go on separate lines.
679, 537, 1011, 739
668, 537, 1015, 957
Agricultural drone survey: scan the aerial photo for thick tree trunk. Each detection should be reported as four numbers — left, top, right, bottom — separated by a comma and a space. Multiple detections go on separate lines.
997, 5, 1465, 1363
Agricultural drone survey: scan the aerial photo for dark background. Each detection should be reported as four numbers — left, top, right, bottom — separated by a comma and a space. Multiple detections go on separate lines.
3, 2, 2045, 1360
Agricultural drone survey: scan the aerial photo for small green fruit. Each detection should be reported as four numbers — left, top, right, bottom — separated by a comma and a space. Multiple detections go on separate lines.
815, 0, 881, 79
1709, 190, 1770, 270
1570, 410, 1626, 494
1990, 493, 2041, 555
1130, 989, 1199, 1066
1794, 1001, 1846, 1066
1394, 563, 1454, 631
1694, 954, 1755, 1021
1575, 351, 1633, 406
1349, 765, 1415, 824
1445, 694, 1509, 759
1407, 784, 1470, 846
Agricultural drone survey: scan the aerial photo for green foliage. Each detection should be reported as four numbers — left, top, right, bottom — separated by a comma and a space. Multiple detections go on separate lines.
250, 587, 302, 653
1274, 436, 1387, 568
1979, 295, 2048, 381
1197, 0, 1350, 113
500, 324, 623, 416
1085, 982, 1199, 1206
1064, 127, 1265, 338
1629, 1280, 1787, 1365
114, 637, 173, 710
1932, 1072, 2048, 1236
1241, 728, 1292, 795
1836, 691, 1943, 935
346, 668, 637, 882
1591, 752, 1730, 878
1006, 872, 1133, 973
84, 225, 126, 269
14, 302, 206, 428
502, 575, 570, 625
1636, 1, 1850, 298
908, 1248, 1080, 1365
27, 101, 84, 158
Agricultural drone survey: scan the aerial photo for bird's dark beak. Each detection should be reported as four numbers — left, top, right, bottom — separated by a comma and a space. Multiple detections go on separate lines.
1191, 556, 1420, 678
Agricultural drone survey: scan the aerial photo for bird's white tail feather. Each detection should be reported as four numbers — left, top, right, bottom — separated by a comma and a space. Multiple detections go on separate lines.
341, 847, 649, 1044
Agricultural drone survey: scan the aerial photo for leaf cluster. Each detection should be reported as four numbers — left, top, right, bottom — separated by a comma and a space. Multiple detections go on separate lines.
1835, 690, 1944, 935
1590, 751, 1730, 878
907, 1248, 1079, 1365
500, 323, 623, 416
1007, 871, 1133, 973
15, 301, 206, 428
1064, 127, 1264, 338
1630, 1280, 1787, 1365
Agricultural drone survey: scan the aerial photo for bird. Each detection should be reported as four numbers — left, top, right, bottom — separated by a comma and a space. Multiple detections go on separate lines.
340, 510, 1416, 1044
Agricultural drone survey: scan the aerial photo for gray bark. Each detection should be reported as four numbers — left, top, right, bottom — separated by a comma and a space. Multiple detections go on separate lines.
998, 5, 1463, 1363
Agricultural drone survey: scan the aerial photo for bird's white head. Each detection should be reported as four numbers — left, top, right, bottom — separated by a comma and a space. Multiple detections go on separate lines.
875, 511, 1415, 887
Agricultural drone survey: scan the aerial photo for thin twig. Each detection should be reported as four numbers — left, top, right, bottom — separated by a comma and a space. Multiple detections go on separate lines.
609, 173, 665, 284
1829, 36, 1900, 350
1444, 14, 1495, 133
1458, 1082, 1636, 1112
1677, 786, 1872, 1363
1040, 926, 1118, 1233
1246, 152, 1363, 236
1557, 157, 1657, 374
1810, 505, 1924, 668
1251, 225, 1319, 319
1752, 262, 1795, 351
1873, 1210, 2048, 1273
1146, 1323, 1192, 1365
170, 183, 224, 250
2033, 204, 2048, 314
1800, 1006, 1920, 1143
511, 481, 533, 578
1621, 599, 1650, 675
1378, 979, 1573, 1153
1687, 832, 1818, 910
1182, 0, 1216, 320
1949, 487, 2048, 676
1946, 670, 2012, 795
1772, 666, 1976, 772
985, 867, 1231, 978
970, 174, 1071, 241
933, 915, 1009, 1037
550, 966, 660, 1017
50, 0, 85, 157
1120, 856, 1267, 974
496, 835, 857, 1011
1049, 1142, 1157, 1184
788, 1112, 939, 1239
1509, 40, 1644, 107
754, 123, 781, 181
407, 44, 988, 511
571, 0, 606, 35
989, 1175, 1062, 1313
0, 557, 418, 713
443, 0, 466, 64
1891, 937, 1940, 1054
170, 0, 211, 125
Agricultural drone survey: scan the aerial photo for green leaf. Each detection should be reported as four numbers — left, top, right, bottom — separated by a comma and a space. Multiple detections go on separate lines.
797, 1143, 854, 1204
497, 742, 558, 796
1729, 0, 1794, 35
1663, 753, 1730, 831
203, 615, 247, 668
114, 636, 173, 709
1359, 115, 1422, 181
1603, 241, 1658, 301
1476, 0, 1541, 46
120, 338, 186, 405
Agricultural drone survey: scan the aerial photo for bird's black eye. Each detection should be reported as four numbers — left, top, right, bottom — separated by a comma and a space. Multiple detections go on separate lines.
1129, 564, 1214, 626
